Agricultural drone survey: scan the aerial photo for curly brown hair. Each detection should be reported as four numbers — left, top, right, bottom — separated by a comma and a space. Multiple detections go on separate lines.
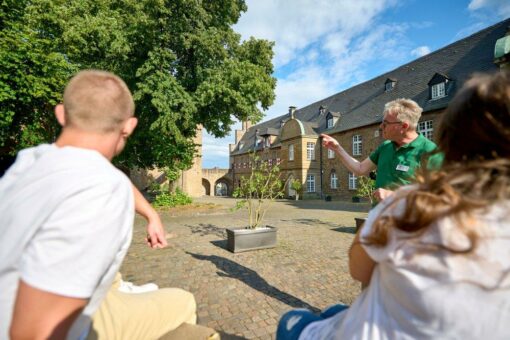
365, 70, 510, 252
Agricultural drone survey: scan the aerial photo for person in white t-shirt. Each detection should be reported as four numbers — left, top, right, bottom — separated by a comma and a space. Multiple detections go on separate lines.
0, 70, 196, 339
277, 71, 510, 340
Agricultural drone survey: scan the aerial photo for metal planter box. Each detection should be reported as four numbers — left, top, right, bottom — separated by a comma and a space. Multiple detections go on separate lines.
226, 226, 277, 253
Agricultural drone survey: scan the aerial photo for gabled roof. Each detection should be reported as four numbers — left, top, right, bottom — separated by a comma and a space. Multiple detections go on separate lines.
232, 18, 510, 155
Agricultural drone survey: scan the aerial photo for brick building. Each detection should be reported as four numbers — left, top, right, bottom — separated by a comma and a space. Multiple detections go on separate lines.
229, 18, 510, 200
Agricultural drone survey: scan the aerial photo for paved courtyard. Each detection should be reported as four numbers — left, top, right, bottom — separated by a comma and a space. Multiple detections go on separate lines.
121, 197, 370, 339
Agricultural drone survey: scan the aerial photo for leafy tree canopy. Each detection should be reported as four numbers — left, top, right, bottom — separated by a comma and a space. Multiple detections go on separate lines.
0, 0, 276, 172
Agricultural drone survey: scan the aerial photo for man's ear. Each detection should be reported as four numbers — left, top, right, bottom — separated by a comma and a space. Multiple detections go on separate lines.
122, 117, 138, 137
401, 121, 410, 130
54, 104, 66, 127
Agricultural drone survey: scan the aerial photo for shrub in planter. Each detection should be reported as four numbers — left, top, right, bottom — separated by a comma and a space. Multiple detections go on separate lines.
229, 153, 284, 252
289, 179, 302, 200
355, 176, 376, 204
233, 153, 284, 229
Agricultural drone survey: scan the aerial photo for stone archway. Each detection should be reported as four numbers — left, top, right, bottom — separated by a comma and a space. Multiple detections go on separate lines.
202, 178, 211, 196
215, 181, 228, 196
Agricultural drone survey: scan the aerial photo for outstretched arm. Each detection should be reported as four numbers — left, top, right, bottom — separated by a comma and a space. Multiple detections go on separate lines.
132, 184, 168, 249
321, 134, 376, 176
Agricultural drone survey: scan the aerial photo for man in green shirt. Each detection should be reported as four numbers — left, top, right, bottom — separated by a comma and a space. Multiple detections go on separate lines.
321, 98, 442, 203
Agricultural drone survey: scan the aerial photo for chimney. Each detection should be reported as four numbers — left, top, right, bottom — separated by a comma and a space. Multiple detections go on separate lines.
289, 106, 296, 119
319, 105, 326, 115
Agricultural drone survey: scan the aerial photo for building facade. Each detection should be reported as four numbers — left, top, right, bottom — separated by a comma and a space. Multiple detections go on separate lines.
229, 19, 510, 200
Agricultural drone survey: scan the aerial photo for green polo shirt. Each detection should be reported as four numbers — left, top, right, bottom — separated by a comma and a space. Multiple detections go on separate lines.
369, 134, 443, 190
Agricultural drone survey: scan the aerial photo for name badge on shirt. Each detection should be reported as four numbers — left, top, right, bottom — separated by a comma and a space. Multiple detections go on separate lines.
396, 164, 410, 172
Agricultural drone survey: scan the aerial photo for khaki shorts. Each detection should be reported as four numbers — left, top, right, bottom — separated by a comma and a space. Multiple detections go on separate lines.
87, 273, 196, 340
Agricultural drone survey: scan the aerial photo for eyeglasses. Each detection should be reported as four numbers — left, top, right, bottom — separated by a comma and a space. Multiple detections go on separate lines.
381, 120, 402, 127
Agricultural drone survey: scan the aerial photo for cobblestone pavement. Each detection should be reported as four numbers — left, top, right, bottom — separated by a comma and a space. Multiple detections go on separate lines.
121, 197, 370, 340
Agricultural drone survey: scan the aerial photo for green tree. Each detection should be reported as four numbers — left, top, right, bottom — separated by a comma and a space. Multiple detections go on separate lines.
1, 0, 276, 175
0, 0, 77, 152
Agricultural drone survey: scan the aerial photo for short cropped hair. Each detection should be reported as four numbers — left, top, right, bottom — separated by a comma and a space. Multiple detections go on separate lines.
63, 70, 134, 133
384, 98, 422, 129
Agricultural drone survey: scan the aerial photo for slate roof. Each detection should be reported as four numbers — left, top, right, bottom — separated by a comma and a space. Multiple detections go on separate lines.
231, 18, 510, 156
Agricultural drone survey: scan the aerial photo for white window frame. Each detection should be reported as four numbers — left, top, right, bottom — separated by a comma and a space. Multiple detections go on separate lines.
327, 117, 334, 128
348, 172, 357, 190
327, 148, 335, 159
385, 82, 394, 92
307, 142, 315, 160
330, 172, 338, 189
307, 175, 316, 192
288, 144, 294, 161
352, 135, 362, 156
418, 120, 433, 140
431, 82, 446, 99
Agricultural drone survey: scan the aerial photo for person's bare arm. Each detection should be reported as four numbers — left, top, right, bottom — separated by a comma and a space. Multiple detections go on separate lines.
132, 184, 168, 249
10, 280, 87, 340
321, 134, 376, 176
349, 230, 376, 287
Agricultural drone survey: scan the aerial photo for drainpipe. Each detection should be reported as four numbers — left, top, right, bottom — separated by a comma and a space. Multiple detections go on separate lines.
231, 161, 235, 197
319, 135, 323, 200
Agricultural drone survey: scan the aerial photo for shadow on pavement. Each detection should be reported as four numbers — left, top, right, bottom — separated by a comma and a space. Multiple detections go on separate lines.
331, 226, 357, 234
218, 332, 246, 340
186, 223, 226, 238
187, 252, 320, 313
278, 199, 371, 213
281, 218, 340, 228
210, 239, 228, 250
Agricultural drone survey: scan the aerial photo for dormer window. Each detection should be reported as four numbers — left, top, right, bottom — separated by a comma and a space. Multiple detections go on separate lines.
384, 78, 396, 92
327, 117, 334, 128
431, 83, 445, 99
326, 111, 340, 129
428, 73, 451, 100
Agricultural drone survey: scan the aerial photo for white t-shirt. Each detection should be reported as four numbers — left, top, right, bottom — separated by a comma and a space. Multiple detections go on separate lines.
0, 144, 134, 339
300, 186, 510, 340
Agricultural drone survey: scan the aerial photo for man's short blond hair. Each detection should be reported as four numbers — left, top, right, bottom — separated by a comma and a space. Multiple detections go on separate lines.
63, 70, 134, 133
384, 98, 422, 129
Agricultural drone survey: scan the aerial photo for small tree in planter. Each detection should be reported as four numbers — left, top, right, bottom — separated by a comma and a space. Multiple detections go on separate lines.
229, 153, 284, 252
355, 176, 376, 204
289, 179, 302, 200
353, 175, 375, 232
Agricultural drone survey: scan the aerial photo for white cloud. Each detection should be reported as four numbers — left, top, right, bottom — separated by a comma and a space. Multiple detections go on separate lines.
203, 0, 411, 167
235, 0, 396, 67
268, 66, 336, 120
201, 133, 231, 166
468, 0, 510, 17
411, 45, 431, 57
326, 24, 411, 86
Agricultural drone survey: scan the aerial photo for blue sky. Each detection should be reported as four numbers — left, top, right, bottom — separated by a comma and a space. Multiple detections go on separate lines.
201, 0, 510, 168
